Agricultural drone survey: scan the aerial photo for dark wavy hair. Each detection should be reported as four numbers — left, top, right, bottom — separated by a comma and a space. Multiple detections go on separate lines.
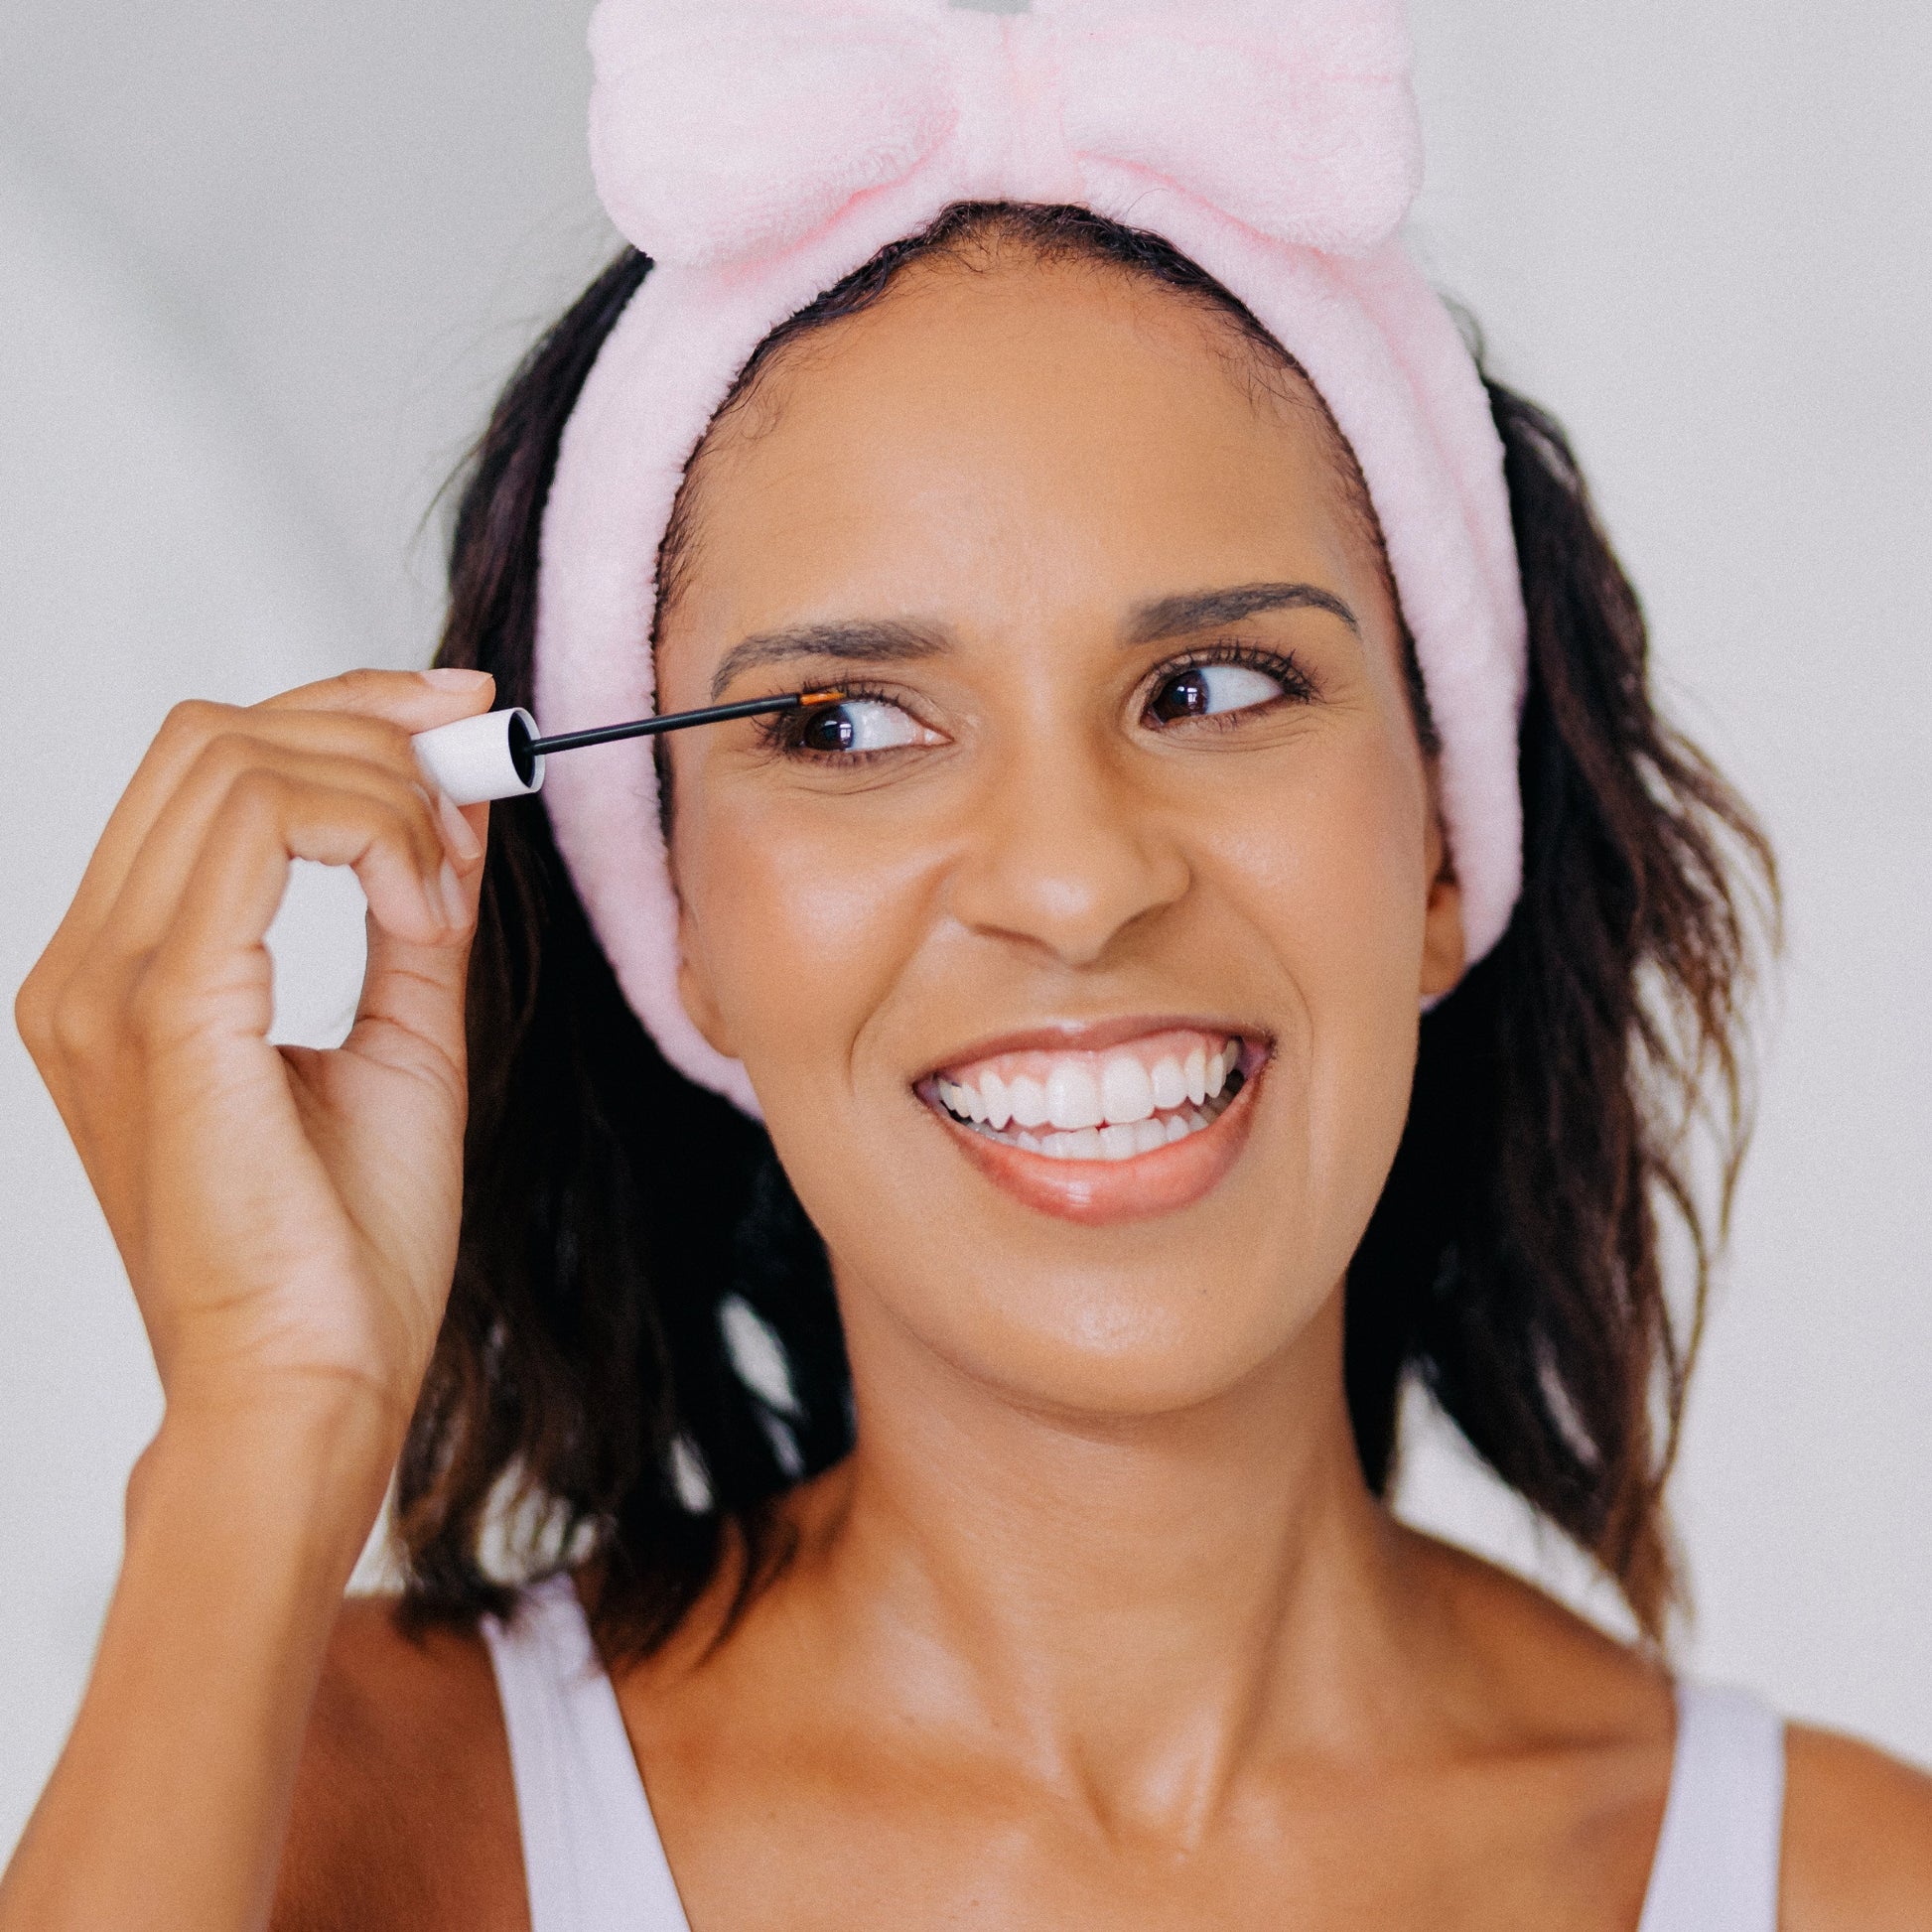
395, 205, 1775, 1653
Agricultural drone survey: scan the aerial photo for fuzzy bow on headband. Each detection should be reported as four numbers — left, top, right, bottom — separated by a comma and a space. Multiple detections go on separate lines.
589, 0, 1422, 266
536, 0, 1527, 1118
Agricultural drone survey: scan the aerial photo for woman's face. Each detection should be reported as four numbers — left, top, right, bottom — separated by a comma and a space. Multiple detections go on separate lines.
655, 253, 1463, 1417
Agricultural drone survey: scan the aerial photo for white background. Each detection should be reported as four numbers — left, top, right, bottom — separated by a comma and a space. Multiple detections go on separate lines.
2, 0, 1927, 1858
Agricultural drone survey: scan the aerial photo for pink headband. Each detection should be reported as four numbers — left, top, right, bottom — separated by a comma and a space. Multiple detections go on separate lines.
535, 0, 1528, 1119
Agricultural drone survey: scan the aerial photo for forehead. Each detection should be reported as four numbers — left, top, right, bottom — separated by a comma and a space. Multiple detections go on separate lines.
656, 252, 1385, 661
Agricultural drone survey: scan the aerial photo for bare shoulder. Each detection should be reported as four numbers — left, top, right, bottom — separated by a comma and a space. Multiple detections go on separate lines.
1781, 1722, 1932, 1930
1396, 1528, 1676, 1745
270, 1594, 527, 1932
1402, 1533, 1932, 1925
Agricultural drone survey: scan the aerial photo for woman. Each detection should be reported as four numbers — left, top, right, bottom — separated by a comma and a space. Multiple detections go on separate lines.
6, 3, 1930, 1926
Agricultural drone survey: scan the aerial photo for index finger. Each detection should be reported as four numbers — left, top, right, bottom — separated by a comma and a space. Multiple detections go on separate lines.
34, 669, 498, 995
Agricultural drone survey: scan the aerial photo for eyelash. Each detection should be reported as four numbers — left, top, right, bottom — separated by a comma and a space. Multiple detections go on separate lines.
753, 678, 919, 762
753, 642, 1317, 762
1140, 641, 1317, 727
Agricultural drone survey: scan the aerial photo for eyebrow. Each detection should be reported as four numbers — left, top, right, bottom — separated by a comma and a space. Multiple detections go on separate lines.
709, 620, 949, 700
708, 582, 1358, 699
1123, 582, 1360, 644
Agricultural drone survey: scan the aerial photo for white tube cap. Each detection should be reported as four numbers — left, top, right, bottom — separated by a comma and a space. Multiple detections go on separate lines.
411, 707, 545, 805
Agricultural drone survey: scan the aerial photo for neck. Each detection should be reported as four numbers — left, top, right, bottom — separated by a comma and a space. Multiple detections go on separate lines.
795, 1285, 1428, 1837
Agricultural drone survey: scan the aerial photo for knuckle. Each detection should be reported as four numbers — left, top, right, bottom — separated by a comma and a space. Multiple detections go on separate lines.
160, 698, 231, 750
126, 955, 189, 1046
336, 667, 396, 707
191, 730, 264, 793
223, 762, 290, 819
48, 978, 115, 1064
14, 965, 55, 1057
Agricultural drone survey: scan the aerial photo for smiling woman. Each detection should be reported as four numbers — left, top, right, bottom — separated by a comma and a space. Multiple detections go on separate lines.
403, 206, 1715, 1652
7, 5, 1932, 1932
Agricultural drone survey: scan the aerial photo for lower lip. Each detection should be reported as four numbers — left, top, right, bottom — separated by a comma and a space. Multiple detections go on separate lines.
923, 1055, 1263, 1227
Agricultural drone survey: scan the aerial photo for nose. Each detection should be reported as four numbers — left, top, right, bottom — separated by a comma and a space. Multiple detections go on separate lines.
945, 729, 1192, 969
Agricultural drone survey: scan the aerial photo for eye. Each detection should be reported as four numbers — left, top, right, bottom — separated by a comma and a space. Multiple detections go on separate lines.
1145, 658, 1293, 726
790, 695, 935, 756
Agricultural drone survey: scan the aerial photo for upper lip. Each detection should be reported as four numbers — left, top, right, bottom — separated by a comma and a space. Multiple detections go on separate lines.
914, 1013, 1271, 1083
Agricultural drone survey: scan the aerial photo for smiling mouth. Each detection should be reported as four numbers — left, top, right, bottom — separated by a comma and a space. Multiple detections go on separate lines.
919, 1028, 1251, 1163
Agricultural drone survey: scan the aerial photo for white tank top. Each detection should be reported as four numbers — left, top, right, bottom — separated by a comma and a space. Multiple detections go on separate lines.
483, 1575, 1785, 1931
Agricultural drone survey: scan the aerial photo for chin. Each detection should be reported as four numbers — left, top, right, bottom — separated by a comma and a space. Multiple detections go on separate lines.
858, 1237, 1339, 1424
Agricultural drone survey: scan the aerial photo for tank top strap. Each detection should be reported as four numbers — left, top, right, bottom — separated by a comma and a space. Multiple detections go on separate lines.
1637, 1681, 1786, 1932
482, 1575, 692, 1932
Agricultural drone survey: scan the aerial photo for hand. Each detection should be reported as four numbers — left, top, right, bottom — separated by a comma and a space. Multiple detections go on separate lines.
16, 667, 495, 1444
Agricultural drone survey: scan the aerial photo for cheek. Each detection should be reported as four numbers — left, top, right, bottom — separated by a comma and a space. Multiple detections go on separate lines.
1238, 736, 1429, 1008
673, 784, 938, 1099
1189, 718, 1430, 1245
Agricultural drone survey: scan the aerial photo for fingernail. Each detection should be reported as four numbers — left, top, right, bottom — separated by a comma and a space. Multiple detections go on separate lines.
438, 860, 469, 930
421, 666, 492, 691
434, 787, 483, 864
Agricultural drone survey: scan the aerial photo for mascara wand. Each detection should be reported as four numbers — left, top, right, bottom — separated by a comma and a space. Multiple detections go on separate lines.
410, 689, 846, 805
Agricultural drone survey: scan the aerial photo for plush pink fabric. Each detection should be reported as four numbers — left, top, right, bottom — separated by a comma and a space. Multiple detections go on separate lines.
537, 0, 1528, 1118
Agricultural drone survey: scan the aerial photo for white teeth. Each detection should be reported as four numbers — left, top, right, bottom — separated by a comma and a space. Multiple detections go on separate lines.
942, 1077, 987, 1122
1151, 1056, 1187, 1111
1008, 1074, 1048, 1129
935, 1036, 1250, 1160
1044, 1062, 1104, 1132
941, 1086, 1247, 1164
1099, 1055, 1155, 1125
